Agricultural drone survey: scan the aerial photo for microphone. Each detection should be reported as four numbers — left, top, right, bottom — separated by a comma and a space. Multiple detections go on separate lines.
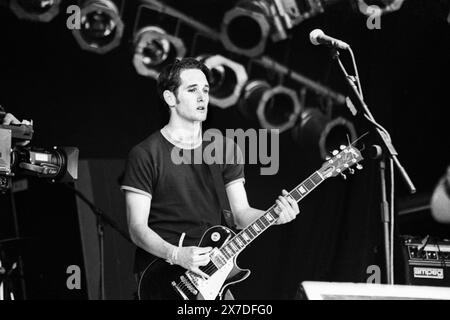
309, 29, 350, 50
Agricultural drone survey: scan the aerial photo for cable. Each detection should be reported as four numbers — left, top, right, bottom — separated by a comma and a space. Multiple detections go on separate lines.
61, 183, 132, 300
436, 241, 447, 269
349, 47, 364, 100
363, 114, 393, 141
345, 46, 397, 284
389, 158, 395, 283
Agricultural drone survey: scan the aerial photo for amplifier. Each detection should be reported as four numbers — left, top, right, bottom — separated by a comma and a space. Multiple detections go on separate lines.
402, 235, 450, 287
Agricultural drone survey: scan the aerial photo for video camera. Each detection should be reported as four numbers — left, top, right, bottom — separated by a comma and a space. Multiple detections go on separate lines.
0, 109, 79, 192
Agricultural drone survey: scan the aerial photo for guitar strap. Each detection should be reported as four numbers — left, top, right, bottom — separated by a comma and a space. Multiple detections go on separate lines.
207, 162, 237, 230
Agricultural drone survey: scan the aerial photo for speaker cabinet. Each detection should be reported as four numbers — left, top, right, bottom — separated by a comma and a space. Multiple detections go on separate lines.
73, 159, 136, 299
1, 159, 135, 299
401, 235, 450, 287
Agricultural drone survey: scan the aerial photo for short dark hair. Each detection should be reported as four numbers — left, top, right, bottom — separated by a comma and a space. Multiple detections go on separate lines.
157, 57, 210, 103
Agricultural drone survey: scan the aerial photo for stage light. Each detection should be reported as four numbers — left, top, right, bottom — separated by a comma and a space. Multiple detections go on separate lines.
197, 55, 248, 109
220, 0, 288, 57
133, 26, 186, 79
238, 80, 301, 133
72, 0, 124, 54
291, 108, 357, 160
355, 0, 406, 16
10, 0, 61, 22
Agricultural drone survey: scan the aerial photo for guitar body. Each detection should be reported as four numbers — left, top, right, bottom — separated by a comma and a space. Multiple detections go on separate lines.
138, 226, 251, 300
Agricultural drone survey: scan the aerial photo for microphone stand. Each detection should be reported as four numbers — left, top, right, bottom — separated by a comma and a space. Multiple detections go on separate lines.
62, 183, 132, 300
2, 184, 27, 300
331, 48, 416, 284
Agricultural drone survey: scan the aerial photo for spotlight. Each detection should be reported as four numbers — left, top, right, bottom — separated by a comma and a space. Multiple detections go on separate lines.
197, 55, 248, 109
291, 108, 357, 160
133, 26, 186, 79
238, 80, 302, 133
221, 0, 288, 57
72, 0, 124, 54
355, 0, 405, 16
10, 0, 61, 22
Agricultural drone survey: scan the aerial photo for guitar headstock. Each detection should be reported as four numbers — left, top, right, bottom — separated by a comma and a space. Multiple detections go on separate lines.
318, 145, 363, 179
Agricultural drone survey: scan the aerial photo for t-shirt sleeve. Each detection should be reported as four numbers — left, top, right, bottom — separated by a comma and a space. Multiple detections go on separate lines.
120, 145, 154, 198
223, 137, 245, 188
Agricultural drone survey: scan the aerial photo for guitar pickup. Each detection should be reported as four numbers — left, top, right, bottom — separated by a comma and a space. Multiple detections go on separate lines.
210, 248, 228, 268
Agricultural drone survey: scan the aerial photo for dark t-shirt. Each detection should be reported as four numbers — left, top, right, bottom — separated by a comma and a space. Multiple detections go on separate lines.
121, 130, 245, 273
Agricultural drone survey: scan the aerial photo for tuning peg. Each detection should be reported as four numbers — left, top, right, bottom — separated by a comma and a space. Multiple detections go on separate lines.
339, 145, 346, 150
348, 168, 355, 175
332, 150, 339, 156
356, 164, 363, 170
325, 156, 331, 161
340, 173, 347, 180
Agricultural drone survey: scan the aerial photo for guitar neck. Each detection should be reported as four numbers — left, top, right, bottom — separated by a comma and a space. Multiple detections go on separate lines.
219, 171, 325, 260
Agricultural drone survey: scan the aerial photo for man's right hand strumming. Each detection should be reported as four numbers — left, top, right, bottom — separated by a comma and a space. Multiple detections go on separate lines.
173, 246, 212, 279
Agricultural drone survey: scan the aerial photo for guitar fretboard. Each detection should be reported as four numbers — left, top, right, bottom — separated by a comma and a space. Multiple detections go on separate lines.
214, 171, 325, 267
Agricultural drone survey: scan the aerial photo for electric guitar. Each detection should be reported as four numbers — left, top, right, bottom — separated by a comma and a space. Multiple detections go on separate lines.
138, 145, 363, 300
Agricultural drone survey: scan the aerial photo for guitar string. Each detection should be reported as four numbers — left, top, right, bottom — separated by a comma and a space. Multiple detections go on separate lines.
200, 172, 326, 275
176, 150, 359, 294
201, 212, 279, 275
199, 192, 305, 276
201, 229, 255, 274
175, 275, 195, 298
177, 282, 191, 298
200, 172, 316, 275
177, 195, 298, 294
200, 151, 359, 275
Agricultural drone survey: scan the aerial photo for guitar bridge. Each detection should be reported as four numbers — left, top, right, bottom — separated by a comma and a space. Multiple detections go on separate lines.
171, 281, 189, 300
171, 274, 198, 300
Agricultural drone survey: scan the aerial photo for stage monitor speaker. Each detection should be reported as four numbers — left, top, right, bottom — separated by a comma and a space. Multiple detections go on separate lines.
300, 281, 450, 300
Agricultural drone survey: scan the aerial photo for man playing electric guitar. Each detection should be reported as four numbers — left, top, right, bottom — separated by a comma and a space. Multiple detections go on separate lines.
120, 58, 300, 300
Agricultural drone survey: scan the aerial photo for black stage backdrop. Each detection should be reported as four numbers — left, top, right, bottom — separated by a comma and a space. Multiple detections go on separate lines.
0, 0, 449, 299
